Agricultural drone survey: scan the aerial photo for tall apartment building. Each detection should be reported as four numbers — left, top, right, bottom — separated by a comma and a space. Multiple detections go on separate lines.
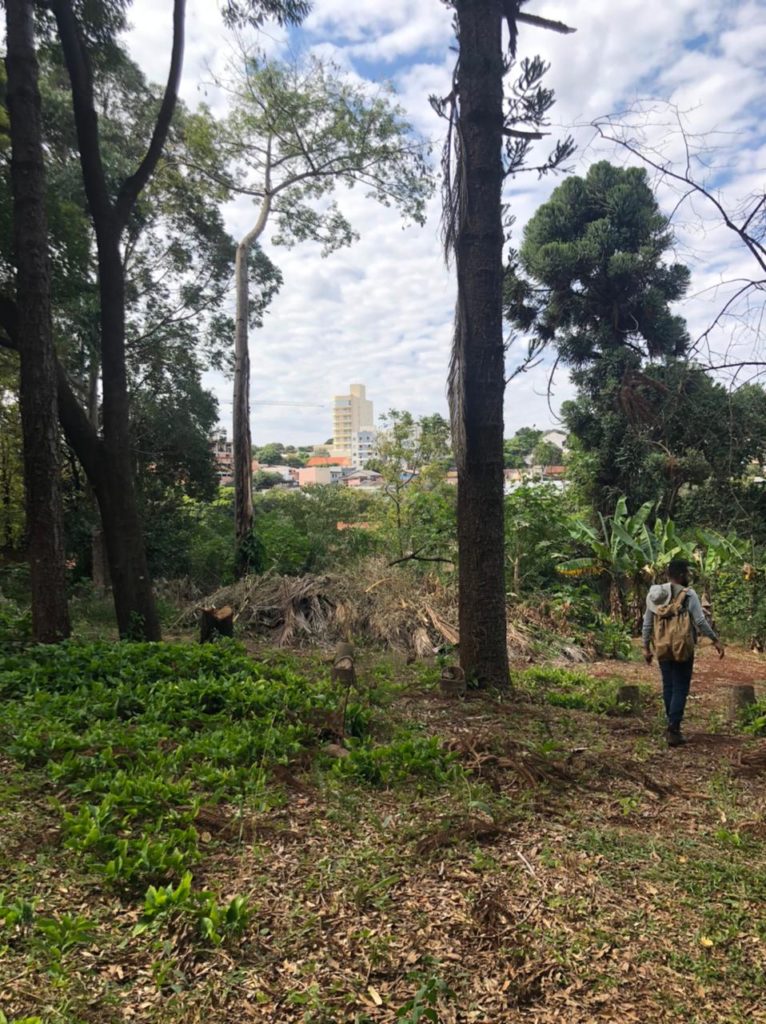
331, 384, 374, 458
351, 428, 378, 469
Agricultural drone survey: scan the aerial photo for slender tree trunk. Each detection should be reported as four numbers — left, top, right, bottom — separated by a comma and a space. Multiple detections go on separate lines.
5, 0, 71, 642
451, 0, 509, 686
233, 241, 254, 547
49, 0, 185, 640
232, 184, 271, 564
97, 238, 160, 639
86, 359, 109, 592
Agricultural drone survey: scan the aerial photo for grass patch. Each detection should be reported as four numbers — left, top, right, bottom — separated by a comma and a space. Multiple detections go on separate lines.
2, 639, 765, 1023
513, 665, 647, 713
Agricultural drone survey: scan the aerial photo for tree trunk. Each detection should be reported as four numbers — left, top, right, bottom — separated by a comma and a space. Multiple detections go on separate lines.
97, 239, 160, 640
49, 0, 186, 641
233, 240, 254, 548
451, 0, 509, 687
5, 0, 71, 643
87, 359, 109, 592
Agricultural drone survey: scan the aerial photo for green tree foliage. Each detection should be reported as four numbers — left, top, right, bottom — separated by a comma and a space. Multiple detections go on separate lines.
562, 362, 766, 515
531, 440, 563, 468
508, 161, 690, 366
503, 427, 543, 468
189, 51, 433, 546
506, 161, 694, 512
369, 410, 454, 562
504, 485, 571, 595
254, 443, 285, 466
252, 488, 381, 576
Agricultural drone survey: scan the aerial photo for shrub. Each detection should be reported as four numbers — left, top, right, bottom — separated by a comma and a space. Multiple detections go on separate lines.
0, 600, 31, 649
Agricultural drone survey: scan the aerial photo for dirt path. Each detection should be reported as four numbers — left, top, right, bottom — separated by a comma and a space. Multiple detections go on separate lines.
589, 641, 766, 718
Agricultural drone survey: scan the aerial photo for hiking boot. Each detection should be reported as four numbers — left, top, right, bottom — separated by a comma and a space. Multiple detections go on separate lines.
667, 726, 686, 748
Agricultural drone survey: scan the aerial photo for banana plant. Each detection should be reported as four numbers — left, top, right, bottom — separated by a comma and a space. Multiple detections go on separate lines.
557, 498, 692, 624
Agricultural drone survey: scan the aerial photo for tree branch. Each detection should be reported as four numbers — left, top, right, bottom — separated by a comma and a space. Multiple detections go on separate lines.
503, 128, 546, 140
48, 0, 113, 232
517, 12, 576, 35
388, 548, 453, 567
115, 0, 187, 229
55, 360, 103, 481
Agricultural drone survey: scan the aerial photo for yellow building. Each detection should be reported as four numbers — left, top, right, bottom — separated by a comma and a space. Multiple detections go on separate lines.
331, 384, 374, 458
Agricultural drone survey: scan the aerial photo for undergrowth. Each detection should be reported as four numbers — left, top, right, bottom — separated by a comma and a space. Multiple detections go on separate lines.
513, 665, 648, 713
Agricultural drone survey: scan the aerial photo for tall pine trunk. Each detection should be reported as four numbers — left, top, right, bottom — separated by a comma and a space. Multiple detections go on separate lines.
451, 0, 509, 686
5, 0, 71, 642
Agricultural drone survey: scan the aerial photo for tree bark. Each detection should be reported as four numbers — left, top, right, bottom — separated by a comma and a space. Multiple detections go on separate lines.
233, 241, 254, 546
451, 0, 509, 687
96, 237, 160, 638
87, 360, 109, 592
5, 0, 71, 642
233, 182, 271, 558
48, 0, 187, 639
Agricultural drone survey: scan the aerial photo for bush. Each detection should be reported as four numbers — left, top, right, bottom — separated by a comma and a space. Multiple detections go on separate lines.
711, 567, 766, 647
0, 599, 31, 649
505, 485, 572, 594
252, 487, 382, 574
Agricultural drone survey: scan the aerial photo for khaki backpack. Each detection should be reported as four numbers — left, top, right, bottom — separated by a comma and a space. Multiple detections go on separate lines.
653, 587, 695, 662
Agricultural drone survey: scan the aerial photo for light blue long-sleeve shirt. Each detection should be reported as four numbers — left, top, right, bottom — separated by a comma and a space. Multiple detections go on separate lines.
642, 583, 718, 649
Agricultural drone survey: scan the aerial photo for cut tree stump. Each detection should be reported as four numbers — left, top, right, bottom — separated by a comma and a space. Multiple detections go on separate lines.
439, 666, 466, 699
728, 684, 756, 721
332, 642, 357, 689
200, 605, 234, 643
615, 684, 641, 715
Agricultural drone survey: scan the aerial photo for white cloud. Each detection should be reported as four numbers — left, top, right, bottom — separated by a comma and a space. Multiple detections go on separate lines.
125, 0, 766, 446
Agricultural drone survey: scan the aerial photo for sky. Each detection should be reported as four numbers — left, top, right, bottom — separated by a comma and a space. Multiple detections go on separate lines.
126, 0, 766, 447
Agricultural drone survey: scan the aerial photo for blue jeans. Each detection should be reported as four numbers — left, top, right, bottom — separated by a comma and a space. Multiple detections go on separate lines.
659, 658, 694, 728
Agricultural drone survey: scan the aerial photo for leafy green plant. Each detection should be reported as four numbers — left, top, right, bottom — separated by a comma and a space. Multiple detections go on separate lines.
0, 893, 36, 943
134, 872, 250, 947
333, 733, 460, 788
741, 698, 766, 736
395, 976, 453, 1023
33, 913, 94, 961
0, 599, 31, 649
514, 666, 639, 714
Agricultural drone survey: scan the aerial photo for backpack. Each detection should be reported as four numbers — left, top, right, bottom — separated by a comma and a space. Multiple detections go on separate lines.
653, 587, 695, 662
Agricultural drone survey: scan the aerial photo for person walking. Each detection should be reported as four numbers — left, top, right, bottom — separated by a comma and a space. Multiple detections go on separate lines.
643, 559, 724, 746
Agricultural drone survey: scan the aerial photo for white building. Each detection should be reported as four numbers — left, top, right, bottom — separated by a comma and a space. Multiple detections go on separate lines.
351, 428, 378, 469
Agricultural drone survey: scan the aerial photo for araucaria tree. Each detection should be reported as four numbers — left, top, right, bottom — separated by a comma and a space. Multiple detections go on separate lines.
506, 161, 692, 514
4, 0, 71, 641
193, 55, 432, 554
433, 1, 574, 687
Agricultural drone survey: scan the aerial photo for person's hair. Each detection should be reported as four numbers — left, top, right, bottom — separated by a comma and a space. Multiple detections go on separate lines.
668, 558, 690, 581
